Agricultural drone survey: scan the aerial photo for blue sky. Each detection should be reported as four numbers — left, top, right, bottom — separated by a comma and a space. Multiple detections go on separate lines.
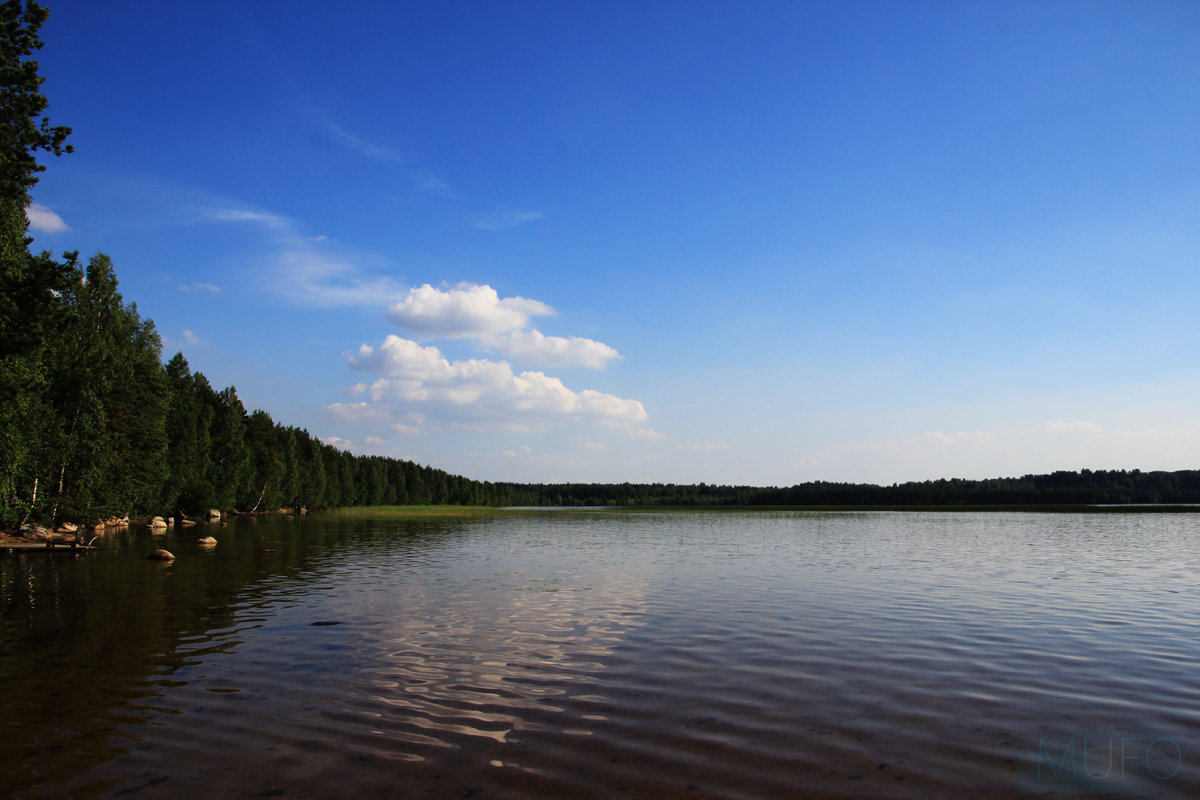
26, 0, 1200, 485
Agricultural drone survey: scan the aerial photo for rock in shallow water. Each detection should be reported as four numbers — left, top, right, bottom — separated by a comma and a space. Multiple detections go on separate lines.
147, 549, 175, 561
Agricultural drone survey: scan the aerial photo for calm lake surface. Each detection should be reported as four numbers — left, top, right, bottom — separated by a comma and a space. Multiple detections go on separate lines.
3, 510, 1199, 799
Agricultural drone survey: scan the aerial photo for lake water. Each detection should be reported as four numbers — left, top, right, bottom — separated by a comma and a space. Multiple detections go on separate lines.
2, 510, 1199, 799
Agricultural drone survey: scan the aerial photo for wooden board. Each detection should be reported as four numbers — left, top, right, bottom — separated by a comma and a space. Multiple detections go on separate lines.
0, 541, 96, 552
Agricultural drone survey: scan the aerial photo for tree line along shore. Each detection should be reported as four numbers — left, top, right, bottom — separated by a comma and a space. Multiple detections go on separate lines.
3, 3, 1199, 537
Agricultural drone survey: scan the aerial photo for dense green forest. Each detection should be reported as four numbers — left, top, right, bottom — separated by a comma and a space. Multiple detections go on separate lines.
2, 4, 1197, 531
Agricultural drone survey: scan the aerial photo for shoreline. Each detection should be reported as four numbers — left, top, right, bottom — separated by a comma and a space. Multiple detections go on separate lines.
7, 501, 1197, 541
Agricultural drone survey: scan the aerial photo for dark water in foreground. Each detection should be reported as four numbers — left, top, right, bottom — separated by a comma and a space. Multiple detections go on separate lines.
2, 510, 1199, 799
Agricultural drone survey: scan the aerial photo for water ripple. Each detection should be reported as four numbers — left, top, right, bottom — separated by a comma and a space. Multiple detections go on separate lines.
4, 511, 1200, 798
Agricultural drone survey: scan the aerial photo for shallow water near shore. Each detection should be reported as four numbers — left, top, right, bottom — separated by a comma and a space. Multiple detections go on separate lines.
2, 510, 1199, 798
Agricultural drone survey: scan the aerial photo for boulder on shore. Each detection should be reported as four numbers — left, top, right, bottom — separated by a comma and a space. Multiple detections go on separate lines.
148, 516, 168, 529
207, 509, 221, 521
19, 523, 53, 540
147, 549, 175, 561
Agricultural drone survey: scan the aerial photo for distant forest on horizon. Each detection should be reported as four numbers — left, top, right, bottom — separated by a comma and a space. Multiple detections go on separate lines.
495, 468, 1200, 508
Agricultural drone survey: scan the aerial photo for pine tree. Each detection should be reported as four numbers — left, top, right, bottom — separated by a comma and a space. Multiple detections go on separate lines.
244, 409, 284, 511
0, 0, 72, 527
206, 385, 252, 510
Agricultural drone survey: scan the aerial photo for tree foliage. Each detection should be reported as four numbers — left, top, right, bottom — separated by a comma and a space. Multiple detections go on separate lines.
0, 1, 71, 525
0, 0, 71, 364
0, 0, 70, 204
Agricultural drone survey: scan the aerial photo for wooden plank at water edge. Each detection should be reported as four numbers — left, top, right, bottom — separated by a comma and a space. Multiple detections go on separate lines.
0, 541, 97, 553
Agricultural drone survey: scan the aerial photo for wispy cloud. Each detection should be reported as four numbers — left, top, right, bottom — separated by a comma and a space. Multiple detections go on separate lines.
302, 104, 458, 197
161, 328, 209, 352
203, 203, 406, 307
273, 250, 407, 307
180, 282, 222, 293
413, 171, 455, 199
203, 207, 291, 230
26, 203, 68, 233
472, 210, 544, 231
315, 113, 406, 164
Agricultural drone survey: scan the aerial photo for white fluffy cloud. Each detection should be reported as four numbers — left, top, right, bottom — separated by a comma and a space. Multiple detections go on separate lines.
26, 203, 68, 233
384, 283, 621, 369
348, 335, 449, 378
387, 283, 553, 339
330, 281, 646, 440
338, 335, 647, 428
484, 329, 620, 368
